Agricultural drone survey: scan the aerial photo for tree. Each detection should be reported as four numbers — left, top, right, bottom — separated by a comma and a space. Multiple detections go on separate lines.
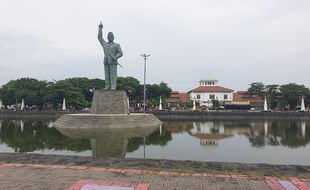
279, 83, 310, 110
47, 77, 98, 109
0, 78, 48, 110
265, 84, 280, 109
0, 76, 173, 110
247, 82, 265, 97
247, 83, 282, 110
211, 100, 220, 109
146, 82, 172, 107
117, 77, 140, 105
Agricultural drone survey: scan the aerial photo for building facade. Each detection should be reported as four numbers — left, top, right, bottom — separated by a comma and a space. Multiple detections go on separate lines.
188, 76, 234, 107
232, 91, 264, 109
165, 91, 190, 108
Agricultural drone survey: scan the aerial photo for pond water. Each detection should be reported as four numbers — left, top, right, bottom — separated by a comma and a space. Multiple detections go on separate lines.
0, 119, 309, 165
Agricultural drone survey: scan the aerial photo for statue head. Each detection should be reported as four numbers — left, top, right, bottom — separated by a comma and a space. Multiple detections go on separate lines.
107, 32, 114, 42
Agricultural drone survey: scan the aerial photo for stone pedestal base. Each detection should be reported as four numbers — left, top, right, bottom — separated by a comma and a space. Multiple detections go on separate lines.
91, 90, 129, 114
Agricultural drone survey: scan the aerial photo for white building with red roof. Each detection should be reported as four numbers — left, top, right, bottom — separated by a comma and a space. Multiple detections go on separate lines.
188, 76, 234, 107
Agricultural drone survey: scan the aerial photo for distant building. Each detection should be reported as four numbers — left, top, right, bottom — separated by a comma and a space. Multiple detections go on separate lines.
165, 91, 190, 107
188, 76, 234, 107
232, 91, 264, 109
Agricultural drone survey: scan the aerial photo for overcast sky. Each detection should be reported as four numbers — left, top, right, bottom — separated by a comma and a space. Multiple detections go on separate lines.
0, 0, 309, 92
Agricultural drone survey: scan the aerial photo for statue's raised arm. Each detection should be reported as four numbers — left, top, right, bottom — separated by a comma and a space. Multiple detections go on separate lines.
98, 22, 105, 47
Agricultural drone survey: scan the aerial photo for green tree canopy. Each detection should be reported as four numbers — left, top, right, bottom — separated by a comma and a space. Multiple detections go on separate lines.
0, 78, 49, 109
247, 82, 265, 97
146, 82, 172, 106
0, 76, 172, 110
279, 83, 310, 110
247, 82, 310, 110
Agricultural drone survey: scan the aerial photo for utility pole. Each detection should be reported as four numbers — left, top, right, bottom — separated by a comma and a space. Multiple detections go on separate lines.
141, 54, 150, 112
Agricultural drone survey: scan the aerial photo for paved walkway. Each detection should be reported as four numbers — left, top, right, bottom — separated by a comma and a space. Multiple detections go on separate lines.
0, 162, 309, 190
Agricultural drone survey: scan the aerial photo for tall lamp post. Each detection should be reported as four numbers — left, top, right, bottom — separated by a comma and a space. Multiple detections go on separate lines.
141, 54, 150, 112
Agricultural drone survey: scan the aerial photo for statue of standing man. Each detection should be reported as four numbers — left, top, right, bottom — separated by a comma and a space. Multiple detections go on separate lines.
98, 22, 123, 90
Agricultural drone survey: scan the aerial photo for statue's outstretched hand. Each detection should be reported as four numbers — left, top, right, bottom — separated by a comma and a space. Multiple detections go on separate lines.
98, 22, 103, 29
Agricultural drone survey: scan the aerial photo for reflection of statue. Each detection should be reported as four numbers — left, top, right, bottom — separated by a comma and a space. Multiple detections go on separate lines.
98, 22, 123, 90
56, 126, 158, 158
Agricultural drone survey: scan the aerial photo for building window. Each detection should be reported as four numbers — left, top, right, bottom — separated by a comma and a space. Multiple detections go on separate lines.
209, 94, 215, 100
207, 82, 212, 85
224, 94, 228, 100
196, 94, 201, 99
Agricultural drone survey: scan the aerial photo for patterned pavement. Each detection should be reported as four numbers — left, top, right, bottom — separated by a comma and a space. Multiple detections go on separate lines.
0, 162, 309, 190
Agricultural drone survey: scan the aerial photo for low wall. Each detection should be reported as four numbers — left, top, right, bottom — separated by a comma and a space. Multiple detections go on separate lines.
1, 110, 310, 121
0, 110, 76, 120
151, 111, 310, 121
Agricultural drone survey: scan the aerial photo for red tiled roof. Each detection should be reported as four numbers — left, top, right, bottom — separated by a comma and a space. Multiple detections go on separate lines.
189, 86, 234, 93
165, 92, 190, 103
233, 92, 264, 105
179, 93, 190, 102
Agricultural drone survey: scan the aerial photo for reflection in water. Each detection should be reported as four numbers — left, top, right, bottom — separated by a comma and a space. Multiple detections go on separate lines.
189, 122, 232, 146
48, 122, 54, 128
0, 120, 91, 153
164, 120, 310, 148
0, 119, 309, 164
264, 120, 268, 136
20, 120, 24, 132
302, 121, 306, 138
56, 126, 159, 158
0, 120, 169, 158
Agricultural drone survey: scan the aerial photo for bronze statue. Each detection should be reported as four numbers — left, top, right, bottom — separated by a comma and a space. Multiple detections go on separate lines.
98, 22, 123, 90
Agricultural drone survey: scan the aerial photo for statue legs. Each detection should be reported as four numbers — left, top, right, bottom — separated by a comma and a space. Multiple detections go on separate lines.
104, 64, 117, 90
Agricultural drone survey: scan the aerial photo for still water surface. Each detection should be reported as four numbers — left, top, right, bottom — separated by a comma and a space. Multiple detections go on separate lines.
0, 119, 309, 165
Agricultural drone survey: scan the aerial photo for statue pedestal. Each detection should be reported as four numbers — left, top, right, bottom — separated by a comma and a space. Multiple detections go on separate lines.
91, 90, 129, 114
54, 90, 162, 158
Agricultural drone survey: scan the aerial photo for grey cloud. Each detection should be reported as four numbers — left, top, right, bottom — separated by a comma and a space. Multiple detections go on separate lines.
1, 0, 310, 91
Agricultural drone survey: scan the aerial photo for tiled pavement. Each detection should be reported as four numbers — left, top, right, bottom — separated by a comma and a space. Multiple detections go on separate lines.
0, 163, 309, 190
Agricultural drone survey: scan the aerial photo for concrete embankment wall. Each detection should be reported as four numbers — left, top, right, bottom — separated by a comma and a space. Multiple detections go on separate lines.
1, 110, 310, 120
0, 111, 73, 120
151, 111, 310, 121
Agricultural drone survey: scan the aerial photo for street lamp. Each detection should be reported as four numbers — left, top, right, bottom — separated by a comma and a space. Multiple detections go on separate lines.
141, 54, 150, 112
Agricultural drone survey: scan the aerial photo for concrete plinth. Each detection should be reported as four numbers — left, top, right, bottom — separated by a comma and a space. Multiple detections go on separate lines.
54, 89, 162, 158
54, 113, 162, 129
91, 90, 129, 114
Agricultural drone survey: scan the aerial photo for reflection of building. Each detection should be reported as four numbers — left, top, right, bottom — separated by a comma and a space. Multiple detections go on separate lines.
189, 122, 233, 146
189, 121, 310, 149
189, 76, 234, 107
190, 122, 225, 134
197, 134, 233, 146
163, 122, 188, 133
188, 121, 273, 147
